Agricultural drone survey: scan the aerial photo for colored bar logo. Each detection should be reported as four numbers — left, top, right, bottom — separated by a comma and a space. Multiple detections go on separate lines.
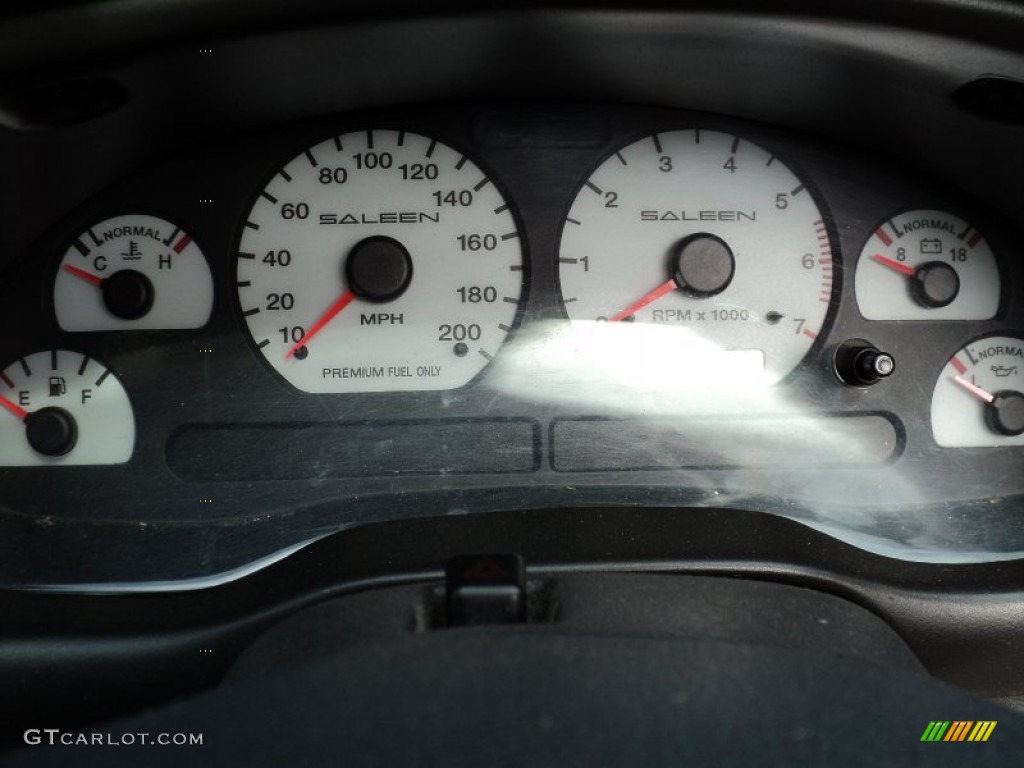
921, 721, 997, 742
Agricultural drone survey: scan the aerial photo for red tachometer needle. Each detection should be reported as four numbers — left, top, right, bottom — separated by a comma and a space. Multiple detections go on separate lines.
63, 263, 104, 287
285, 289, 357, 359
871, 253, 916, 277
952, 374, 995, 404
609, 278, 678, 322
0, 395, 28, 421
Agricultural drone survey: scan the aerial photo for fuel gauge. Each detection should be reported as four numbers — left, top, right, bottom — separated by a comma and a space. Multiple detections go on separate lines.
0, 350, 135, 465
931, 335, 1024, 447
856, 210, 999, 320
54, 214, 214, 330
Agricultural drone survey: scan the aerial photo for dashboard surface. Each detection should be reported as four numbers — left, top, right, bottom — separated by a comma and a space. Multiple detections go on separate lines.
3, 1, 1024, 759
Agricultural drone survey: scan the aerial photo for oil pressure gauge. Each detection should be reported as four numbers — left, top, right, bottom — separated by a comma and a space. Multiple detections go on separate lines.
54, 214, 214, 330
856, 210, 999, 320
931, 335, 1024, 447
0, 350, 135, 466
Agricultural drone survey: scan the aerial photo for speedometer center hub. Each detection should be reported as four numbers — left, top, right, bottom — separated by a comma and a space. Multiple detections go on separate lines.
345, 235, 413, 303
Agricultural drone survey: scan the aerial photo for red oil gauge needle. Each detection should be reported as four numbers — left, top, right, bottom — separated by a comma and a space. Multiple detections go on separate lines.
286, 289, 357, 359
0, 396, 28, 421
871, 254, 916, 277
952, 374, 995, 404
62, 264, 104, 287
609, 278, 678, 322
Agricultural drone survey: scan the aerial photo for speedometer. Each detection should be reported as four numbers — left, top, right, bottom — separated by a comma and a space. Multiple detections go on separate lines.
237, 129, 525, 393
558, 130, 835, 384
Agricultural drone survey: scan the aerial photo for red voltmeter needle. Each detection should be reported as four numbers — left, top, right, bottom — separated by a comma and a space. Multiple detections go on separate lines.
871, 254, 916, 277
285, 289, 357, 359
609, 278, 678, 322
0, 395, 28, 421
62, 264, 104, 287
952, 374, 996, 404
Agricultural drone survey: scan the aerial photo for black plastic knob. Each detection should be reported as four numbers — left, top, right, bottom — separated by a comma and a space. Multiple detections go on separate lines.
102, 269, 155, 320
671, 233, 735, 298
986, 391, 1024, 436
25, 406, 78, 457
834, 340, 896, 387
345, 236, 413, 303
910, 261, 960, 309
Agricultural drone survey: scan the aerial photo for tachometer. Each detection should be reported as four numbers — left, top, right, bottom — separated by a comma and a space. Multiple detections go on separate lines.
236, 129, 524, 393
557, 130, 835, 385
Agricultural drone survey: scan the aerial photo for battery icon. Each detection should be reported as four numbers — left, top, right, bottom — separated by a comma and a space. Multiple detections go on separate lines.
920, 238, 942, 255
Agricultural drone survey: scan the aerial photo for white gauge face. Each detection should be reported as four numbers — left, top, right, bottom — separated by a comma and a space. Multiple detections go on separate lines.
855, 210, 999, 320
54, 214, 214, 330
932, 335, 1024, 447
237, 130, 524, 393
0, 350, 135, 466
558, 130, 834, 385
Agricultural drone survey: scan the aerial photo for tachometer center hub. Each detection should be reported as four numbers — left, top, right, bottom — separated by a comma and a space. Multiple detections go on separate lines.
671, 232, 735, 298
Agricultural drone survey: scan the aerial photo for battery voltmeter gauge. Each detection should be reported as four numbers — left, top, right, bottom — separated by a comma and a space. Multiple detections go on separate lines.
856, 210, 999, 321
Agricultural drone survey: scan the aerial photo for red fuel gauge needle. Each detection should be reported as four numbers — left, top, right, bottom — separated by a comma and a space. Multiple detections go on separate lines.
62, 264, 104, 287
286, 289, 357, 359
0, 395, 28, 421
609, 278, 678, 322
871, 254, 916, 277
952, 374, 995, 404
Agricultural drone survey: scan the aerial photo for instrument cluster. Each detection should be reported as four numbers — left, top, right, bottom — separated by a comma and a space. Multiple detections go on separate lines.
1, 102, 1022, 585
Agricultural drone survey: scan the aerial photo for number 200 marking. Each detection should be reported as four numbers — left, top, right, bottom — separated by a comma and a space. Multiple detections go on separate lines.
438, 324, 481, 341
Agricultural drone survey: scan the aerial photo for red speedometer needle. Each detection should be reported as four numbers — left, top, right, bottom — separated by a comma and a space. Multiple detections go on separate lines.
952, 374, 996, 404
609, 278, 678, 322
285, 289, 357, 359
62, 264, 104, 287
871, 253, 916, 277
0, 395, 28, 421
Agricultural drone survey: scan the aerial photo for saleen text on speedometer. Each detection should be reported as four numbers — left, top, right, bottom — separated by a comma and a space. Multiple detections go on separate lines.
237, 129, 525, 393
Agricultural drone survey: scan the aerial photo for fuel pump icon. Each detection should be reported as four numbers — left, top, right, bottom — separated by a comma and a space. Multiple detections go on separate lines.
48, 376, 67, 397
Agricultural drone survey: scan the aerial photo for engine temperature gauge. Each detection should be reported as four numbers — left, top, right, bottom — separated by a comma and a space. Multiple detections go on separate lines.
931, 335, 1024, 447
54, 214, 214, 331
856, 210, 999, 320
0, 350, 135, 465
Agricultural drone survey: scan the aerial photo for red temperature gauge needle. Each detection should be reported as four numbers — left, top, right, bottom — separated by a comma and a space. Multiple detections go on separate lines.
952, 374, 995, 404
62, 264, 104, 287
871, 253, 916, 277
0, 395, 28, 421
285, 289, 357, 359
609, 278, 678, 322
